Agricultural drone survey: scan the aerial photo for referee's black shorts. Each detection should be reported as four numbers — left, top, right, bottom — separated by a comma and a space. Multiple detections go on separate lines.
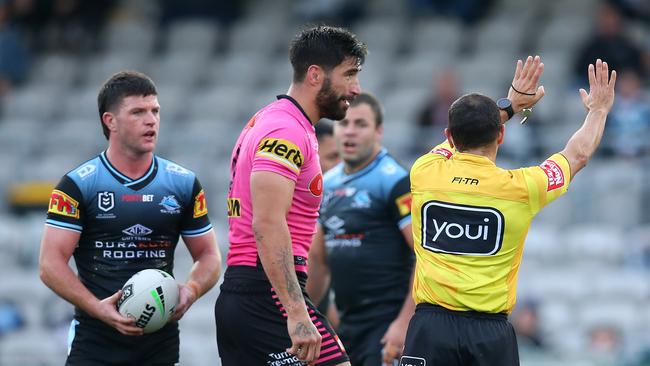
400, 303, 519, 366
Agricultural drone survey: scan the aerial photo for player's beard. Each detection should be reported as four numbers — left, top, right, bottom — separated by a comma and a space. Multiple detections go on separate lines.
316, 77, 347, 121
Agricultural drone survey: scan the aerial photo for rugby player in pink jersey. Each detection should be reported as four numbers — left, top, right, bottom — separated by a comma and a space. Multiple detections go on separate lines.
215, 26, 367, 366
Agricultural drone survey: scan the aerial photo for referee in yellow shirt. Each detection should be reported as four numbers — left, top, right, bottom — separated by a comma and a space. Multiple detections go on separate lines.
400, 58, 617, 366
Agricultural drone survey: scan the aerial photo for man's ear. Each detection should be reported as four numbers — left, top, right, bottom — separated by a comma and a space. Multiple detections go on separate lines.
497, 124, 505, 145
306, 65, 324, 87
444, 128, 455, 149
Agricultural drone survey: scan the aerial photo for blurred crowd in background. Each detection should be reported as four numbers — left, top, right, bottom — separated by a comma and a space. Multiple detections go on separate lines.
0, 0, 648, 365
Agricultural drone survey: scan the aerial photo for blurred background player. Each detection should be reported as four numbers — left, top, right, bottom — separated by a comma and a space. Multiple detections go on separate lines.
402, 57, 616, 366
307, 92, 415, 366
215, 25, 366, 366
314, 118, 341, 331
38, 71, 222, 365
316, 119, 341, 173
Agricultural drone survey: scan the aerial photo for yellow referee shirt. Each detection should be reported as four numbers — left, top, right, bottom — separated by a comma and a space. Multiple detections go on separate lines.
410, 141, 571, 314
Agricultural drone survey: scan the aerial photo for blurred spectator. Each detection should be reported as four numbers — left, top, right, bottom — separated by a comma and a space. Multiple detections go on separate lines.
601, 70, 650, 158
0, 299, 25, 337
608, 0, 650, 22
511, 299, 545, 351
0, 0, 30, 99
408, 0, 495, 25
292, 0, 363, 26
412, 70, 460, 155
573, 4, 647, 86
159, 0, 245, 27
588, 324, 623, 362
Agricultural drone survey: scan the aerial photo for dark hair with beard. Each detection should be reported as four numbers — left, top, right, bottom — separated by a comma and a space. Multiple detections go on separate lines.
98, 70, 157, 140
289, 25, 367, 83
447, 93, 501, 151
350, 92, 383, 127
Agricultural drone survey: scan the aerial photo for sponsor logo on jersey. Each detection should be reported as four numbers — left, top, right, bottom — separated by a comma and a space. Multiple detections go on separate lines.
395, 193, 412, 216
381, 163, 397, 175
256, 138, 304, 172
76, 164, 96, 179
351, 190, 371, 209
324, 215, 345, 233
122, 194, 154, 202
193, 189, 208, 218
159, 195, 181, 214
421, 201, 504, 256
95, 240, 172, 260
117, 284, 133, 308
227, 198, 241, 217
122, 224, 153, 237
309, 174, 323, 196
48, 190, 80, 218
431, 147, 453, 159
166, 163, 189, 176
451, 176, 479, 185
97, 191, 115, 212
540, 159, 565, 191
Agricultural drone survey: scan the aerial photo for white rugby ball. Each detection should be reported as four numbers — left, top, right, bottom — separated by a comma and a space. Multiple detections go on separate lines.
117, 269, 179, 334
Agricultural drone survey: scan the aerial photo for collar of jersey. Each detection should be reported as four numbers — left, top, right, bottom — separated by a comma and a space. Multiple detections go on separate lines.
453, 152, 496, 166
340, 148, 388, 183
276, 94, 314, 127
100, 151, 159, 190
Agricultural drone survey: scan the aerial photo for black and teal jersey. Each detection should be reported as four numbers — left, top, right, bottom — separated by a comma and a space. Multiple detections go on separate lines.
319, 148, 413, 324
46, 151, 212, 319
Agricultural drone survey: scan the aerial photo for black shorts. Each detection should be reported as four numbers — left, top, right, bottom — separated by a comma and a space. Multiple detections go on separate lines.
215, 265, 349, 366
338, 320, 391, 366
66, 317, 179, 366
400, 304, 519, 366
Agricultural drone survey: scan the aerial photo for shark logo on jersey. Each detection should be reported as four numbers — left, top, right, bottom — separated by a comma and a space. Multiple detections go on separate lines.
98, 191, 115, 212
351, 190, 371, 209
122, 224, 153, 237
381, 163, 397, 175
159, 195, 181, 214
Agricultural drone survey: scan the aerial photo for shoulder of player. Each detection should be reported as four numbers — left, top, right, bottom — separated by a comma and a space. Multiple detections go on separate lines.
155, 156, 197, 180
65, 155, 102, 182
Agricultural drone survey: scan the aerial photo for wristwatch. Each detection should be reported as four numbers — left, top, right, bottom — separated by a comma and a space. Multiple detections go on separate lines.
496, 98, 514, 120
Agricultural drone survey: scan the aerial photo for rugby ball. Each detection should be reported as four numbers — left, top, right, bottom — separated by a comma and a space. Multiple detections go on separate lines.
117, 269, 179, 334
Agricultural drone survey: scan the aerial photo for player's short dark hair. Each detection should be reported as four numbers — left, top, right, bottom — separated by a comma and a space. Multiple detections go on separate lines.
448, 93, 500, 151
289, 25, 367, 83
97, 70, 157, 139
315, 119, 335, 142
350, 92, 383, 127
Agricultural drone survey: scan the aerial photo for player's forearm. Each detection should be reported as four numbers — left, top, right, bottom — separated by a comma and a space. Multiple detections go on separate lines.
186, 251, 221, 298
561, 109, 608, 175
395, 269, 416, 324
253, 219, 307, 316
40, 257, 101, 318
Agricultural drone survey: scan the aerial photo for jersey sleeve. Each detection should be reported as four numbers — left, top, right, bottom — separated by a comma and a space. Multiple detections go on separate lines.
180, 177, 213, 237
251, 123, 309, 183
388, 175, 412, 229
45, 175, 84, 232
522, 153, 572, 215
430, 139, 455, 159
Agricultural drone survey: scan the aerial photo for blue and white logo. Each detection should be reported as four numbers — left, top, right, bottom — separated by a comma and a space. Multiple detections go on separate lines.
351, 190, 371, 209
159, 195, 181, 214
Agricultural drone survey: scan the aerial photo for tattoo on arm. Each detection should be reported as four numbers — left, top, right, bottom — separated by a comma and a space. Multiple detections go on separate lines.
280, 247, 302, 303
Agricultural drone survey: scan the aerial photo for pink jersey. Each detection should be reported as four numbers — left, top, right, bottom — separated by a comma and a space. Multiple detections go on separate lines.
226, 96, 323, 272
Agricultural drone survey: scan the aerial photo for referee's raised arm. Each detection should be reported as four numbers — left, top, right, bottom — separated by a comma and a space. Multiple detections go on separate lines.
560, 59, 617, 178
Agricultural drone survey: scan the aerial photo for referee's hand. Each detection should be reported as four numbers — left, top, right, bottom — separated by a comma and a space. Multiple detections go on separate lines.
286, 311, 322, 364
508, 55, 545, 114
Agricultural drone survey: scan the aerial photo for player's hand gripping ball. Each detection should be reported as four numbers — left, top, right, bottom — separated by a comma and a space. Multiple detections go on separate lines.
117, 269, 179, 334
